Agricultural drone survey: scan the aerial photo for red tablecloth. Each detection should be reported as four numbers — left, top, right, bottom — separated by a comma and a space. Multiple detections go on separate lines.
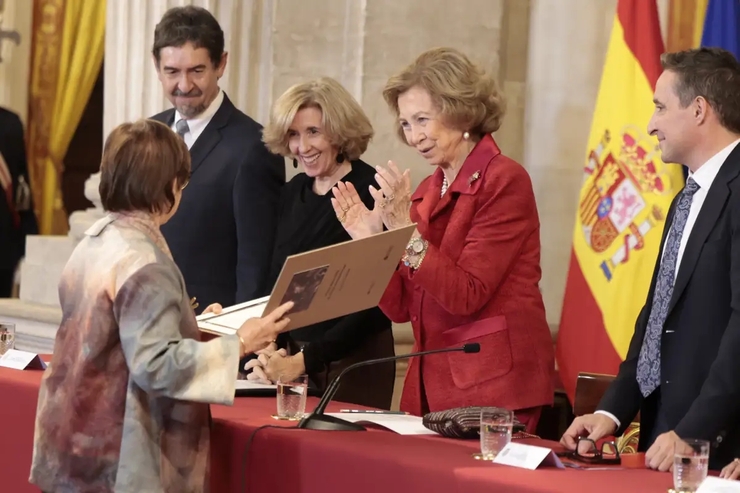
0, 366, 676, 492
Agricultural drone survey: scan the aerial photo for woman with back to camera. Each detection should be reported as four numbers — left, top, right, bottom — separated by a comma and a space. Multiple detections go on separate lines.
244, 76, 396, 410
331, 47, 555, 432
28, 119, 293, 493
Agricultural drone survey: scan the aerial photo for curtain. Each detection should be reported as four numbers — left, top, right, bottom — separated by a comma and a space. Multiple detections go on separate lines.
27, 0, 105, 235
666, 0, 710, 52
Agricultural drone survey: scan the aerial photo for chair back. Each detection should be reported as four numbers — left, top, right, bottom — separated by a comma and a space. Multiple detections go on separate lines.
573, 372, 615, 416
573, 372, 641, 454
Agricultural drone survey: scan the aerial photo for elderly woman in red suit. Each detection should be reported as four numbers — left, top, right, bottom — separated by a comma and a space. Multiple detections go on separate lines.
331, 47, 554, 432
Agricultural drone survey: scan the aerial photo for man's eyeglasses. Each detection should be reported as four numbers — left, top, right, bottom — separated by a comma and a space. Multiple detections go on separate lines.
557, 437, 621, 465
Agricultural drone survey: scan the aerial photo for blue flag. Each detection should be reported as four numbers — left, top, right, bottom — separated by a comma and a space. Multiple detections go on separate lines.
701, 0, 740, 58
682, 0, 740, 180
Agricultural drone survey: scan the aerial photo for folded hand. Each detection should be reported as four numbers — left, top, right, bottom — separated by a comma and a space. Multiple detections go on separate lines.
264, 352, 305, 383
721, 458, 740, 480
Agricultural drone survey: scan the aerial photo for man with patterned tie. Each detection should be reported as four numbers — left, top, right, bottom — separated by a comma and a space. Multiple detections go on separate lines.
0, 107, 37, 297
150, 6, 285, 312
561, 47, 740, 473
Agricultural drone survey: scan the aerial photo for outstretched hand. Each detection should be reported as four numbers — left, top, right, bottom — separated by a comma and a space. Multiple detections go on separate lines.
331, 181, 383, 239
236, 301, 294, 356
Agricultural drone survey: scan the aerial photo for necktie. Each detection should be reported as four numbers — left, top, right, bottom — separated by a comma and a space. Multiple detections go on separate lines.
175, 119, 189, 140
636, 177, 700, 397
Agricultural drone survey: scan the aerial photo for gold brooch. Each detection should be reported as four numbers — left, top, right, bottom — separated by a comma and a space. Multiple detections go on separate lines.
469, 171, 481, 186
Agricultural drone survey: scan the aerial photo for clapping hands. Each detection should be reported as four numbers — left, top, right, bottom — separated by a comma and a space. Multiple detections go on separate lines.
331, 161, 413, 239
330, 181, 383, 240
370, 161, 413, 230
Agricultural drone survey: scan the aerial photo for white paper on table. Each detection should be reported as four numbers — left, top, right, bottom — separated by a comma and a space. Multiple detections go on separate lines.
0, 349, 47, 370
493, 442, 565, 470
196, 296, 270, 335
325, 413, 438, 435
234, 380, 277, 391
697, 476, 740, 493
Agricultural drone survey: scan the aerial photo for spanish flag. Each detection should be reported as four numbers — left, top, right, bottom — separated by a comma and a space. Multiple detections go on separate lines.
555, 0, 685, 402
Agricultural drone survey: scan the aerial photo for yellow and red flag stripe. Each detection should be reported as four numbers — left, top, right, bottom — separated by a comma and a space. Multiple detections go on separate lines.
556, 0, 685, 402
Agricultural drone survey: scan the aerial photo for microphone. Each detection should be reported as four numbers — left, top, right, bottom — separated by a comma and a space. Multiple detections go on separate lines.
297, 342, 481, 431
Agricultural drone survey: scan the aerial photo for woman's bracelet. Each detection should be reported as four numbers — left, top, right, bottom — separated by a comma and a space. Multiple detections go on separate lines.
237, 334, 247, 357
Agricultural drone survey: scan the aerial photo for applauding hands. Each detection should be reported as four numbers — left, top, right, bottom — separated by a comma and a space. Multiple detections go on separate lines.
331, 160, 413, 239
331, 180, 383, 239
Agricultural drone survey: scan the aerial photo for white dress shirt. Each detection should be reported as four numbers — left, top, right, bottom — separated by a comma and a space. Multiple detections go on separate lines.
171, 89, 225, 149
596, 138, 740, 429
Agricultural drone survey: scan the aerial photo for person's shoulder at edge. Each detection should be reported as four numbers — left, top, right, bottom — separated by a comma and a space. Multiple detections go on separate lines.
0, 106, 21, 123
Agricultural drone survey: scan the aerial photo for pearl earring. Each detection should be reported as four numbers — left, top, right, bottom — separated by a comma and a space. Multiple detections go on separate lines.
463, 131, 470, 140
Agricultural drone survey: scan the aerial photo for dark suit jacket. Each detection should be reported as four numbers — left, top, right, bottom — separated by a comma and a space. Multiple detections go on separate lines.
599, 143, 740, 469
151, 93, 285, 311
0, 107, 38, 271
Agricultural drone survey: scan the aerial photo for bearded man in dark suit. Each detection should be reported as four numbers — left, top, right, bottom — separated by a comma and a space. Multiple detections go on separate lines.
150, 6, 285, 312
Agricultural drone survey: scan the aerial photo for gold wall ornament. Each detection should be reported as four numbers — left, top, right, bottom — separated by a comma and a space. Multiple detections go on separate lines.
0, 0, 22, 64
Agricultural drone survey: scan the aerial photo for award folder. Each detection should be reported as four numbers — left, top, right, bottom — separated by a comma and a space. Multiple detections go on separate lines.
197, 224, 416, 336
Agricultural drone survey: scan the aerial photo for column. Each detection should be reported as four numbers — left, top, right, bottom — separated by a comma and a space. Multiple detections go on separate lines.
0, 0, 33, 122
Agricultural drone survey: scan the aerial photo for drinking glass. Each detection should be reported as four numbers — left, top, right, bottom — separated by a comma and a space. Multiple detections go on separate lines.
480, 407, 514, 460
0, 323, 15, 356
673, 438, 709, 492
276, 374, 308, 419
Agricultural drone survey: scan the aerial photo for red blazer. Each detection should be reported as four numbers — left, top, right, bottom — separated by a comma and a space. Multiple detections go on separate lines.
380, 135, 555, 416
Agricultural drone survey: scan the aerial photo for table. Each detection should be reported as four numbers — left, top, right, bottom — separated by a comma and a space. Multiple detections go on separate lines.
0, 367, 676, 492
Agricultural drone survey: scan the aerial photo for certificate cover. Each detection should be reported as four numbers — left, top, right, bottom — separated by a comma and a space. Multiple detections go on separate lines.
197, 224, 416, 336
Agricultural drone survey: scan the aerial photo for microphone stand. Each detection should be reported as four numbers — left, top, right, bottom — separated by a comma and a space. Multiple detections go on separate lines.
297, 344, 479, 431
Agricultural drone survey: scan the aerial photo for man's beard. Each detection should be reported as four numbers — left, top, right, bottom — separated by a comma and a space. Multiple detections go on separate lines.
172, 88, 206, 118
176, 102, 207, 118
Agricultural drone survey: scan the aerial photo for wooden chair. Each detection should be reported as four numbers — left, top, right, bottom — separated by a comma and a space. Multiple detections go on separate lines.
573, 372, 640, 454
